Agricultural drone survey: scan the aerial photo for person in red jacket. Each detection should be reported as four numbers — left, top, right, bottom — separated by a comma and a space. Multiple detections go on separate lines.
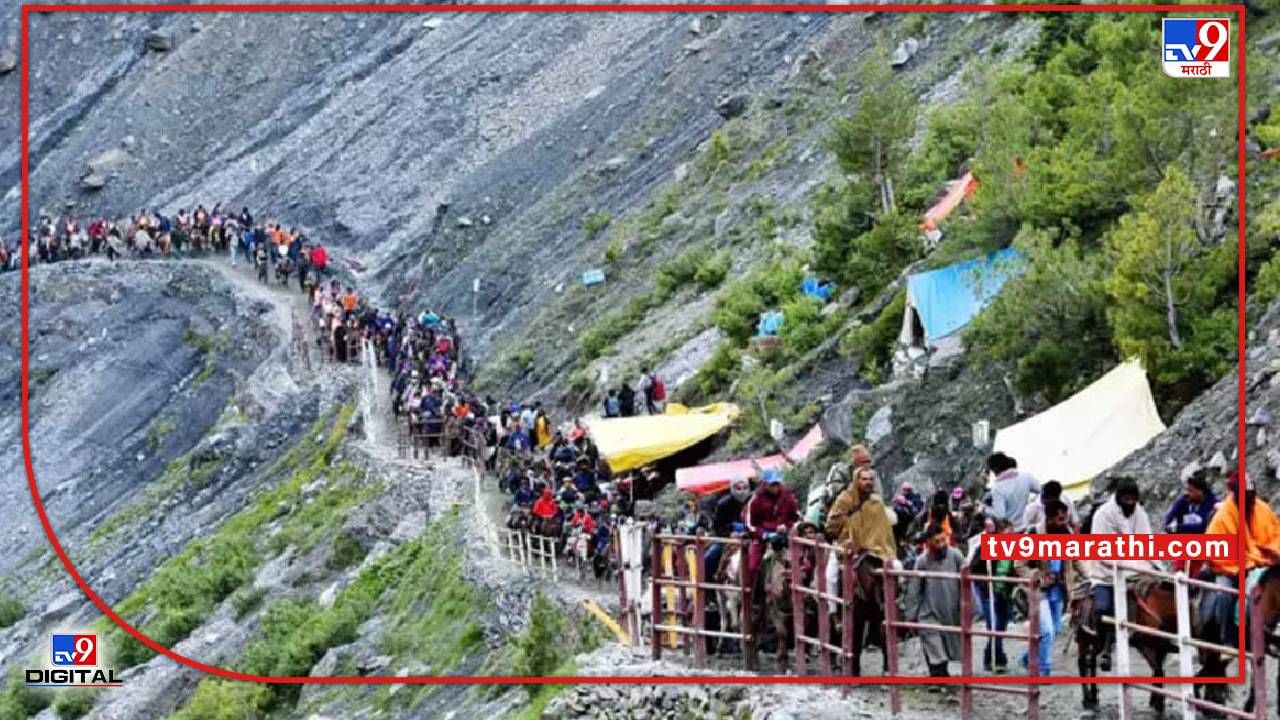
744, 468, 799, 584
532, 488, 558, 519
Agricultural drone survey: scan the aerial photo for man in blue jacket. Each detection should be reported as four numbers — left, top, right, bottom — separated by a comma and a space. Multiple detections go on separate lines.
1164, 469, 1216, 535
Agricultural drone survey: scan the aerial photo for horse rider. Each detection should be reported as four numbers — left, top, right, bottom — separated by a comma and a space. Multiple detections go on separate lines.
825, 466, 898, 614
706, 476, 752, 581
1163, 468, 1217, 578
743, 468, 799, 588
1088, 477, 1156, 670
1203, 469, 1280, 645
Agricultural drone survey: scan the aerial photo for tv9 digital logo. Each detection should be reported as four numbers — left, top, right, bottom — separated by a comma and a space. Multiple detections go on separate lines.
51, 634, 97, 666
1162, 18, 1230, 78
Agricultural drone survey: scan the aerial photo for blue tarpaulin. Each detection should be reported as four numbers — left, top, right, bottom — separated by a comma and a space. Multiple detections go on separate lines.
904, 247, 1023, 344
581, 269, 607, 286
801, 276, 834, 303
756, 311, 785, 337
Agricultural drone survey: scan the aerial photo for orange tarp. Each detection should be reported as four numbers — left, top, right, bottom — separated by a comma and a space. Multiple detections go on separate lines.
921, 172, 978, 232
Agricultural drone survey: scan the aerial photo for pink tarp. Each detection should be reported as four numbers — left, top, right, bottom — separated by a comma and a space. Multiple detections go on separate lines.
921, 172, 978, 232
675, 424, 826, 496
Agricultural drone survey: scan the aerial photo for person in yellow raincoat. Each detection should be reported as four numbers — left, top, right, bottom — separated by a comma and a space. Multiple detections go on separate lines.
1203, 469, 1280, 644
534, 409, 553, 450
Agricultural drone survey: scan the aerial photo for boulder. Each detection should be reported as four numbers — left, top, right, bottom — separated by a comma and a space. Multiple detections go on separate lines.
715, 93, 749, 120
80, 173, 107, 191
0, 49, 17, 75
144, 31, 174, 52
891, 37, 920, 67
866, 404, 894, 446
600, 155, 627, 174
422, 18, 444, 30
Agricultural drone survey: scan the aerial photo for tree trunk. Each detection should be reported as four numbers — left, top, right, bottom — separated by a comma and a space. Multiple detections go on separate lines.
1164, 269, 1183, 348
873, 135, 891, 215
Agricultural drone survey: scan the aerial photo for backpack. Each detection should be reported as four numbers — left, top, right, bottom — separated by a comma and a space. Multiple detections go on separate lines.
651, 375, 666, 402
605, 395, 620, 417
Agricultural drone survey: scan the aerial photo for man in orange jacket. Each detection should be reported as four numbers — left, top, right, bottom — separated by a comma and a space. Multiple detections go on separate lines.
1203, 469, 1280, 644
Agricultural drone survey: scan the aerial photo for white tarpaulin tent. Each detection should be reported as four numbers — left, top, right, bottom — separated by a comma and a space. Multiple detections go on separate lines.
992, 358, 1166, 501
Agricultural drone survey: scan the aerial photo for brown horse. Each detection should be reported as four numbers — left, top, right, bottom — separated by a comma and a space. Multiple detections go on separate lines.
848, 552, 889, 677
1074, 578, 1178, 716
763, 544, 793, 668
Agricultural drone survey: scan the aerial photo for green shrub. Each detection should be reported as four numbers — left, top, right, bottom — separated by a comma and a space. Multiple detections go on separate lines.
327, 532, 367, 571
229, 586, 266, 620
52, 690, 97, 720
513, 594, 566, 697
711, 263, 805, 345
579, 295, 654, 361
170, 680, 269, 720
583, 212, 612, 238
778, 295, 830, 360
604, 240, 624, 267
655, 247, 731, 300
0, 594, 24, 628
692, 342, 742, 400
844, 290, 906, 384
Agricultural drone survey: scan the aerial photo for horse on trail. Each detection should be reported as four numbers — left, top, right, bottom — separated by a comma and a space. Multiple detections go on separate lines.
1073, 576, 1178, 716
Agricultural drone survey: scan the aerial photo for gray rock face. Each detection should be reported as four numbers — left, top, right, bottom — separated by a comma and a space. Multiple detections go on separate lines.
0, 49, 16, 75
715, 93, 749, 119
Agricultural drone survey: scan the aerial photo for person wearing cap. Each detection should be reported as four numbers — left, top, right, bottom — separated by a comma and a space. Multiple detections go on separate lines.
1206, 469, 1280, 577
743, 468, 799, 585
804, 445, 872, 527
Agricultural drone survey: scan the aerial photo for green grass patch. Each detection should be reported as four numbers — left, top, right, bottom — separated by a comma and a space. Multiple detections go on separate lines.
0, 594, 24, 629
145, 417, 176, 454
582, 212, 612, 238
98, 406, 357, 669
51, 689, 98, 720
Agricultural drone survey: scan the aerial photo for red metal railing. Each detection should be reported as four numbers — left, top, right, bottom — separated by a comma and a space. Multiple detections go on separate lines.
787, 531, 855, 677
649, 533, 758, 670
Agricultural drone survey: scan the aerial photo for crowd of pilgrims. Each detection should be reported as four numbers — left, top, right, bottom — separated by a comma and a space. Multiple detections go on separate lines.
5, 206, 331, 284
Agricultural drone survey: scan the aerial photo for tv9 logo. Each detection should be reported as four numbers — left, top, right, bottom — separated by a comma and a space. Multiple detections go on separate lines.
51, 634, 97, 666
1162, 18, 1230, 78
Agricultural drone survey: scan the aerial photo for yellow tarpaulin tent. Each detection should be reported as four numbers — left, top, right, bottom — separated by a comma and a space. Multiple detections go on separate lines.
585, 403, 740, 474
991, 359, 1166, 502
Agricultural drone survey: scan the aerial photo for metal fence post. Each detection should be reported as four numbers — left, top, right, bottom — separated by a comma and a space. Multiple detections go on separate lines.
693, 537, 707, 668
883, 563, 902, 716
789, 530, 806, 676
960, 566, 973, 720
841, 550, 855, 681
652, 534, 663, 660
1026, 576, 1040, 720
1174, 572, 1195, 720
817, 542, 832, 677
1114, 567, 1132, 720
740, 542, 758, 672
675, 543, 689, 656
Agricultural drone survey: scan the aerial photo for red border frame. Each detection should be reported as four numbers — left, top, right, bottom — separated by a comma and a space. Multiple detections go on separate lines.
20, 2, 1249, 688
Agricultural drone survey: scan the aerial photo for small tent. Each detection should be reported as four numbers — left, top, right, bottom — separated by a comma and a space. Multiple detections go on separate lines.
991, 358, 1167, 501
899, 247, 1023, 349
585, 403, 740, 474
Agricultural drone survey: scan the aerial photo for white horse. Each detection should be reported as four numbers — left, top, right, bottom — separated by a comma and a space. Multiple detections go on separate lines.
716, 544, 744, 655
566, 528, 592, 580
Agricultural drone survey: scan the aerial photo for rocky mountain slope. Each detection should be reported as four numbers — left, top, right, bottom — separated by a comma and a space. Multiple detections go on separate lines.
1, 3, 1279, 720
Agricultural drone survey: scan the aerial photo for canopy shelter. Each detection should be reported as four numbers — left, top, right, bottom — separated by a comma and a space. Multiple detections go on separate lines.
899, 247, 1023, 349
674, 423, 826, 496
991, 358, 1167, 501
585, 403, 740, 475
